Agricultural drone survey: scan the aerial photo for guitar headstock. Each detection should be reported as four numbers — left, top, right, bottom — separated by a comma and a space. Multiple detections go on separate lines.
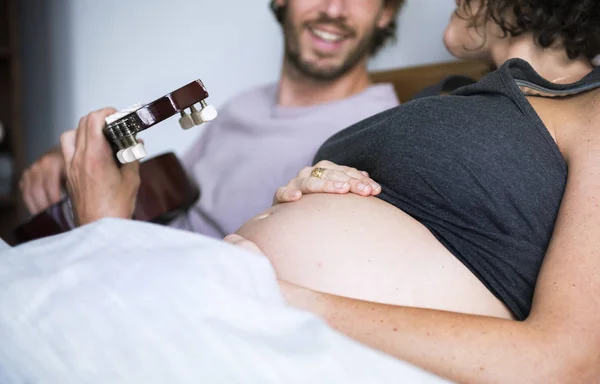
103, 79, 217, 164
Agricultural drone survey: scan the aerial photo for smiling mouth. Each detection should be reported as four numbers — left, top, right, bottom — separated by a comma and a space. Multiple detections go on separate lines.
309, 26, 347, 43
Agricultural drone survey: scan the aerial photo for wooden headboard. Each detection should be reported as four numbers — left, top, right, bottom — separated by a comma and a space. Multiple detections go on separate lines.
369, 60, 492, 103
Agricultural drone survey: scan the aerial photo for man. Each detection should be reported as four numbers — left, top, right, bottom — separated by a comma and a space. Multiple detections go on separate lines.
19, 0, 403, 238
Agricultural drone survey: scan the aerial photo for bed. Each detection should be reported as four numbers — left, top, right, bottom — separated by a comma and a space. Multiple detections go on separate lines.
370, 59, 492, 102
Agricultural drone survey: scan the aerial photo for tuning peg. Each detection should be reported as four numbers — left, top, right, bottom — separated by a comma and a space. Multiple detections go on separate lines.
131, 142, 147, 160
116, 143, 147, 164
116, 148, 126, 164
199, 100, 218, 122
122, 147, 136, 163
179, 110, 194, 130
190, 105, 204, 126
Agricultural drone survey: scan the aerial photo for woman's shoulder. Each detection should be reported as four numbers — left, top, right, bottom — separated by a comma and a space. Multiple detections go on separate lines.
549, 87, 600, 164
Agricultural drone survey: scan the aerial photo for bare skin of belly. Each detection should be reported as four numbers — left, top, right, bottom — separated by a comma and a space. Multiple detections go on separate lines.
236, 193, 515, 320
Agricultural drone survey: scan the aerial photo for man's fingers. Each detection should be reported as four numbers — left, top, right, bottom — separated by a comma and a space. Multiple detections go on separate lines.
19, 171, 38, 214
42, 168, 62, 204
74, 115, 89, 156
29, 184, 51, 213
88, 108, 117, 141
24, 168, 51, 213
86, 108, 118, 160
120, 160, 141, 188
73, 108, 117, 162
59, 130, 77, 166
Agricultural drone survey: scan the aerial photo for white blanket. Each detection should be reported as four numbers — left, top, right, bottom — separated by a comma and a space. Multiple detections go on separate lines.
0, 218, 448, 383
0, 238, 9, 252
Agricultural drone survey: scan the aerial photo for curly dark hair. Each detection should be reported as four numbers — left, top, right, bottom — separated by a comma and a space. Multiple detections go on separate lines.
460, 0, 600, 60
269, 0, 405, 56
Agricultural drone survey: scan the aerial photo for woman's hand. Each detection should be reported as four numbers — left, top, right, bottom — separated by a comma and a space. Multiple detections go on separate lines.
273, 160, 381, 204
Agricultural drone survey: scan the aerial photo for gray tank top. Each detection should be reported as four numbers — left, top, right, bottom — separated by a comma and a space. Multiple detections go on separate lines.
314, 58, 600, 320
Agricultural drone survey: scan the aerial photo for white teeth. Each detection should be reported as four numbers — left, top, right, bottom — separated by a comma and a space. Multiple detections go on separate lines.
311, 28, 344, 42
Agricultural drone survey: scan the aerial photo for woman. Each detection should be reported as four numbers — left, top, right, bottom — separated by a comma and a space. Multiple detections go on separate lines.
57, 0, 599, 382
224, 0, 600, 382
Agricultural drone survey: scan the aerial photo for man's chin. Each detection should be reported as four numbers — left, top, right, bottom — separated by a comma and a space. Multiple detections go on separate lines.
308, 67, 344, 79
285, 47, 359, 81
295, 59, 350, 81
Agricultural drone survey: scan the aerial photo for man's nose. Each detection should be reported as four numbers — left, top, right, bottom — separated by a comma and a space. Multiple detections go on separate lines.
321, 0, 347, 19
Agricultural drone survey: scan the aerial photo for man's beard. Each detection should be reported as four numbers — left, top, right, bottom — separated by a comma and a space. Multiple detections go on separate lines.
283, 14, 376, 81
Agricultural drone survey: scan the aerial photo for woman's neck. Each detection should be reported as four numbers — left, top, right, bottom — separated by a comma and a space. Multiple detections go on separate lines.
490, 34, 594, 84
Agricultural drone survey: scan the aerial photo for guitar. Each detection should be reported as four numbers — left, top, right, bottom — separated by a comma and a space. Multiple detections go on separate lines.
14, 79, 217, 244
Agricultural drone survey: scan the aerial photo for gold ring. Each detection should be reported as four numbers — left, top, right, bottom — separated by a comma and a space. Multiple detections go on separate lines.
310, 167, 325, 179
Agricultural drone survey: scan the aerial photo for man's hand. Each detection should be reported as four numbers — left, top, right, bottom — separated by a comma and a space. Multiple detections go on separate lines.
59, 107, 140, 226
19, 146, 66, 215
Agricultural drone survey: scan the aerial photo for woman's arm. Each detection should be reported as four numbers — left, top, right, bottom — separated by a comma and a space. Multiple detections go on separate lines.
273, 151, 600, 383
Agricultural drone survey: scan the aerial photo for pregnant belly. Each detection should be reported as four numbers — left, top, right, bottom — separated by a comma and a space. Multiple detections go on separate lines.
236, 194, 514, 319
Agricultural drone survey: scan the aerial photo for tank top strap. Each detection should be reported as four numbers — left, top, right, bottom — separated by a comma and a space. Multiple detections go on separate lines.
503, 58, 600, 98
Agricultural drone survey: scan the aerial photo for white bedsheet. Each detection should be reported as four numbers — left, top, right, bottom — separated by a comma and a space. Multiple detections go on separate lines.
0, 218, 448, 383
0, 237, 9, 252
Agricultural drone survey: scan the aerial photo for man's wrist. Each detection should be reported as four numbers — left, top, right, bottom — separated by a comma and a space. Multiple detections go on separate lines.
75, 207, 134, 227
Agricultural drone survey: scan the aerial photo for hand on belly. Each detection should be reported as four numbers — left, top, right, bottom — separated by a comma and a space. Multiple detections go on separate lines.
234, 193, 514, 319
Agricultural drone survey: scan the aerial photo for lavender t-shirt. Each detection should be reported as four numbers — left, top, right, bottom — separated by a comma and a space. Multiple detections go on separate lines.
168, 83, 399, 238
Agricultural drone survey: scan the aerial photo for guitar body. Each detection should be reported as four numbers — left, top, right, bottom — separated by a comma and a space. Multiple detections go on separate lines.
135, 153, 199, 224
13, 79, 215, 244
14, 152, 199, 244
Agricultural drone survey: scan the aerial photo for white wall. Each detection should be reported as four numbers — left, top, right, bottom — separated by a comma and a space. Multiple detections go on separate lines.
21, 0, 456, 164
